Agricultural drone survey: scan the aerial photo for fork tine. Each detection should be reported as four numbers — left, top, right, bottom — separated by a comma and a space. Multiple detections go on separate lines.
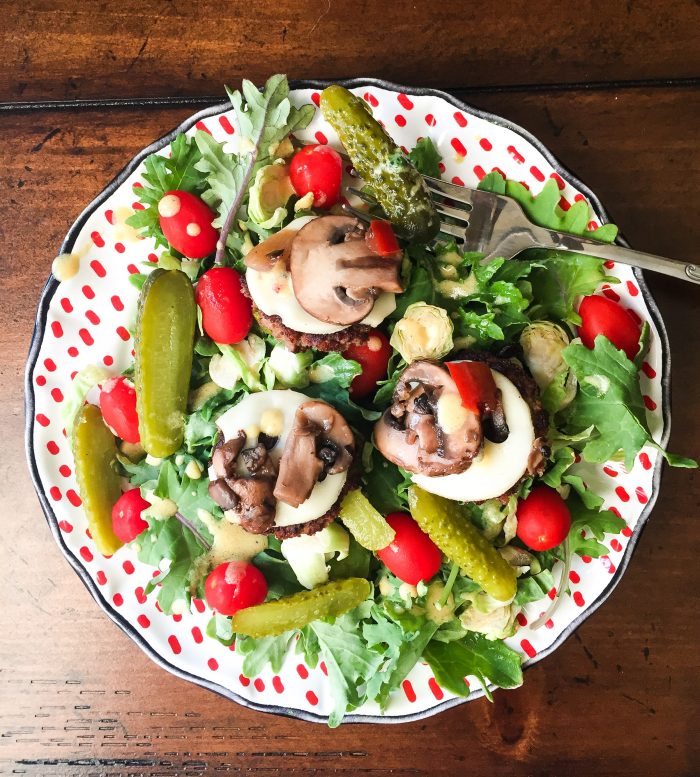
340, 202, 371, 223
347, 186, 372, 203
437, 223, 465, 239
434, 202, 471, 224
423, 175, 475, 207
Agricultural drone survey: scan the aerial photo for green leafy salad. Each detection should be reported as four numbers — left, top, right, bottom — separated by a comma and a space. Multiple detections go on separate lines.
64, 75, 695, 727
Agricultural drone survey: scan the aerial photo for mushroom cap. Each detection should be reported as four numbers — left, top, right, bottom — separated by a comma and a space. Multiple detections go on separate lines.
290, 216, 402, 326
374, 360, 482, 476
274, 400, 355, 507
244, 216, 316, 272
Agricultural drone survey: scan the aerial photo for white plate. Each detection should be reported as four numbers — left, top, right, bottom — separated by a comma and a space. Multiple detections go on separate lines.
25, 80, 670, 724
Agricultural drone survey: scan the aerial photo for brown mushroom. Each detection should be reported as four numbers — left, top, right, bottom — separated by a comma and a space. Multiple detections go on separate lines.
227, 477, 277, 534
289, 216, 403, 326
244, 226, 297, 272
241, 443, 278, 479
374, 360, 482, 476
211, 430, 247, 479
209, 431, 279, 532
208, 478, 239, 511
274, 400, 355, 507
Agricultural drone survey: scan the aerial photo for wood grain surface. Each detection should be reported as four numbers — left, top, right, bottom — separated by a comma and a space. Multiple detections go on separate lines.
2, 2, 700, 775
1, 0, 700, 102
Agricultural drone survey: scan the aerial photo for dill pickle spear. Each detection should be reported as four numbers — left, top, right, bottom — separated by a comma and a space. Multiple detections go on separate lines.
407, 486, 517, 602
232, 578, 371, 637
339, 489, 395, 551
72, 403, 123, 556
135, 268, 196, 457
320, 85, 439, 242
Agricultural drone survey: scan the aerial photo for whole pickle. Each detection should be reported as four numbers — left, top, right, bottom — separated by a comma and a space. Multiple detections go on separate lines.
320, 85, 439, 243
134, 269, 196, 457
231, 578, 370, 637
72, 403, 124, 556
407, 486, 517, 602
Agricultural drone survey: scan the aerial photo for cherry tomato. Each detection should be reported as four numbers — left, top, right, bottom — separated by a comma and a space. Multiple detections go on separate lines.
111, 488, 150, 543
289, 144, 343, 209
516, 485, 571, 551
343, 329, 392, 400
195, 267, 252, 344
100, 376, 140, 443
204, 561, 268, 616
158, 190, 219, 259
578, 294, 641, 361
365, 220, 401, 257
446, 361, 498, 414
377, 512, 442, 585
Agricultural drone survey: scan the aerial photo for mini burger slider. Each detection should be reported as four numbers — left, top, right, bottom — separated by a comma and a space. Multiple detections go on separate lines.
374, 353, 549, 503
243, 215, 403, 352
208, 390, 356, 539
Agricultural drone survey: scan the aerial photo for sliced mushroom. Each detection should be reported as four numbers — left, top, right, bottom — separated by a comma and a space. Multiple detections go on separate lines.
244, 216, 317, 272
374, 360, 482, 477
211, 430, 246, 479
227, 477, 277, 534
290, 216, 403, 326
208, 478, 239, 511
244, 227, 295, 272
241, 443, 278, 479
274, 400, 355, 507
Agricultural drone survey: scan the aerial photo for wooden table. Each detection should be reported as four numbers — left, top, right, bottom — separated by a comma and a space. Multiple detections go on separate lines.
2, 2, 699, 775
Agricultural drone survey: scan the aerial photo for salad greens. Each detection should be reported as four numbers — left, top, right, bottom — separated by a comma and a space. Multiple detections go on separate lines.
82, 75, 693, 726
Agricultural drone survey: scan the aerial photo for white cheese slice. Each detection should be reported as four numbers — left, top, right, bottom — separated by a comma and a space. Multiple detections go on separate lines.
215, 390, 347, 527
412, 370, 535, 502
245, 217, 396, 334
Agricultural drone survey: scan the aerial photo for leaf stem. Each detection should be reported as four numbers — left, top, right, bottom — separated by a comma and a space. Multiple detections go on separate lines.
530, 537, 570, 630
174, 511, 212, 551
439, 562, 460, 606
214, 148, 258, 265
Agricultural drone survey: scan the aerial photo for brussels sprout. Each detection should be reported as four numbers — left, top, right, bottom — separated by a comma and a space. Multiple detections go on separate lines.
248, 161, 295, 229
459, 591, 517, 640
281, 524, 351, 589
209, 335, 266, 391
425, 581, 456, 625
267, 344, 313, 388
390, 302, 454, 364
519, 321, 577, 411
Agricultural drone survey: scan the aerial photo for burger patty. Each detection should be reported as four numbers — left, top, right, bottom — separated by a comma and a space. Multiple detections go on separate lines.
240, 276, 372, 353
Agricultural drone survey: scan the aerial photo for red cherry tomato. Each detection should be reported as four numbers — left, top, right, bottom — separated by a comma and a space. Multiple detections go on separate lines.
516, 485, 572, 551
204, 561, 268, 616
158, 190, 219, 259
195, 267, 252, 344
111, 488, 150, 543
377, 512, 443, 585
343, 329, 392, 400
578, 294, 641, 361
446, 361, 499, 415
100, 376, 140, 443
289, 144, 343, 209
365, 220, 401, 257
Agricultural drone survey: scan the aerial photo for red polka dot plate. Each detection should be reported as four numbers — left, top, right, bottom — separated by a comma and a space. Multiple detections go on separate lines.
25, 80, 671, 723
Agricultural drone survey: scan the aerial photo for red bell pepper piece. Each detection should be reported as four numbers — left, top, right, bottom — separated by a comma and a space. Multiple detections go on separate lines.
446, 361, 499, 415
365, 219, 401, 257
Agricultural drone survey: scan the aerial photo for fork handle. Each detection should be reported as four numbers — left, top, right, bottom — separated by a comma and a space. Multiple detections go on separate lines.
532, 227, 700, 285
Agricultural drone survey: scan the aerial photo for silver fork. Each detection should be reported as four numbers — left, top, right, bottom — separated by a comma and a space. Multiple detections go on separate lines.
349, 177, 700, 284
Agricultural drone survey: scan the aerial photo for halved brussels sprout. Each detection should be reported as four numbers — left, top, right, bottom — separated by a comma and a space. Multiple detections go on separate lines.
390, 302, 454, 364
